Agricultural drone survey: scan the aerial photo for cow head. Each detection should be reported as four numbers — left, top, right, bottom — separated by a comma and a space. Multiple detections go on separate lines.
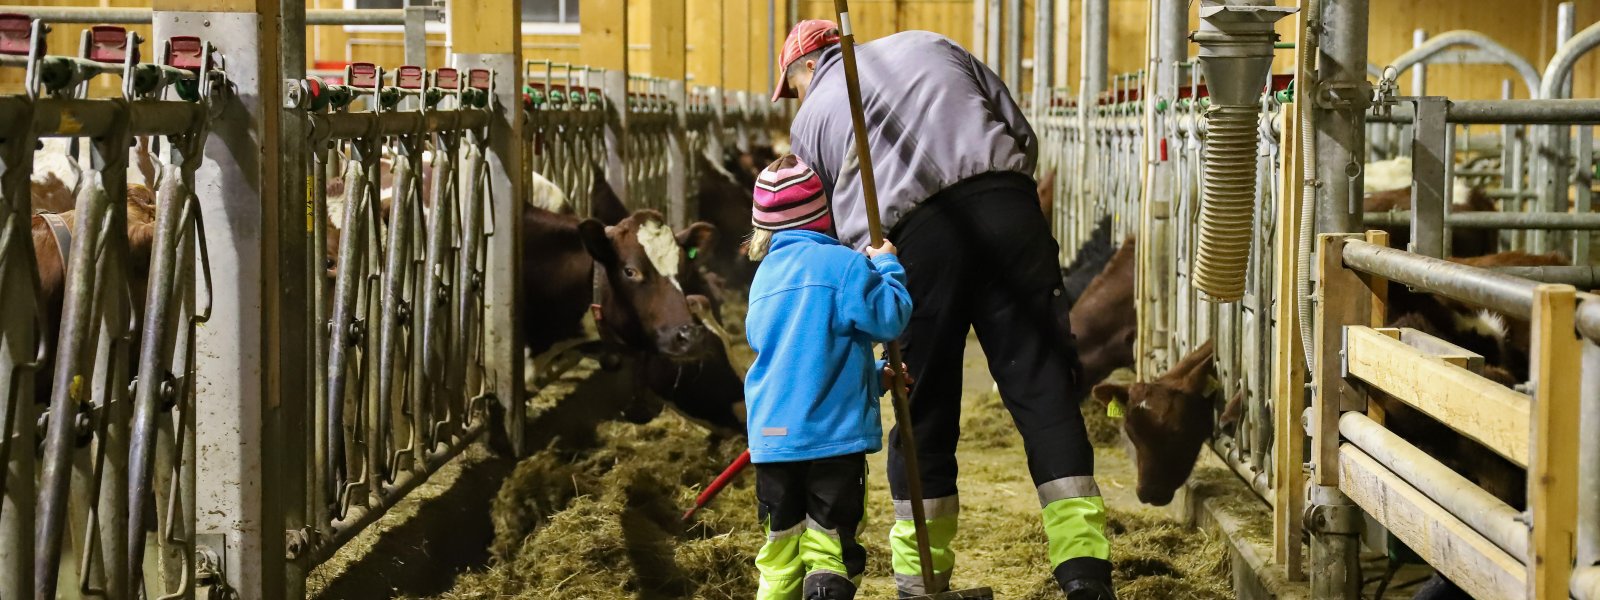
1092, 341, 1217, 506
579, 210, 710, 360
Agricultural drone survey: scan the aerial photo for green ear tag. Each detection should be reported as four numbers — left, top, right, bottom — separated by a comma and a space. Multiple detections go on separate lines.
1106, 400, 1125, 419
688, 248, 698, 260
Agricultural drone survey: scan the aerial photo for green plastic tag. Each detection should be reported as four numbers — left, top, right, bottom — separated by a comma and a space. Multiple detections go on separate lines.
1106, 400, 1125, 419
688, 248, 698, 260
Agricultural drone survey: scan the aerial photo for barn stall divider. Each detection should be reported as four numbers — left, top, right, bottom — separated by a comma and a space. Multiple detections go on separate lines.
0, 18, 225, 598
1038, 0, 1600, 597
0, 1, 794, 594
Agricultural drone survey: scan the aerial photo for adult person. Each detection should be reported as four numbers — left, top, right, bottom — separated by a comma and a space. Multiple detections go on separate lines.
773, 20, 1116, 600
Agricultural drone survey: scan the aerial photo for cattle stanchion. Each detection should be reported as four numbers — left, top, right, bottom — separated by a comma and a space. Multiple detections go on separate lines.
828, 2, 991, 597
297, 61, 495, 564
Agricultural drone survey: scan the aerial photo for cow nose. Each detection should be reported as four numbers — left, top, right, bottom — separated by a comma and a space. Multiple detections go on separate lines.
1137, 486, 1175, 507
674, 324, 703, 350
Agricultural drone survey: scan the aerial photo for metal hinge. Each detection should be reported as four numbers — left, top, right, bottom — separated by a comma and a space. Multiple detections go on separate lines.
1304, 502, 1362, 535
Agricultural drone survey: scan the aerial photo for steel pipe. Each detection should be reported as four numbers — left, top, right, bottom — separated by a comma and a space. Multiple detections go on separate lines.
1578, 335, 1600, 572
1485, 266, 1600, 288
27, 99, 202, 138
1365, 99, 1600, 125
316, 110, 489, 139
1576, 566, 1600, 600
1361, 210, 1600, 230
3, 6, 424, 26
1341, 240, 1539, 320
1340, 413, 1529, 561
1386, 31, 1542, 98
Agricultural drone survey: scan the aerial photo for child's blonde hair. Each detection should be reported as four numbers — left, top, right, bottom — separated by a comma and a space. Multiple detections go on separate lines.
746, 228, 773, 262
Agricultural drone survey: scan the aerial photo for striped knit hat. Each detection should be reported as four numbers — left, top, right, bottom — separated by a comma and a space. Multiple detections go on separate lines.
752, 155, 832, 233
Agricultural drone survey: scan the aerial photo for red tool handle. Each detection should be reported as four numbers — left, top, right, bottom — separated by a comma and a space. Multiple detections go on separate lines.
682, 449, 752, 521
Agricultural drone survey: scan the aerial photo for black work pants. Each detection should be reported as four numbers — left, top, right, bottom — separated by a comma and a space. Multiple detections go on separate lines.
884, 172, 1110, 592
755, 453, 868, 600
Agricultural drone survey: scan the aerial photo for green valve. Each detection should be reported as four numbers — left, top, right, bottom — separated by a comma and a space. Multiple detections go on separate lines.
1274, 79, 1296, 104
1155, 99, 1170, 112
175, 78, 200, 103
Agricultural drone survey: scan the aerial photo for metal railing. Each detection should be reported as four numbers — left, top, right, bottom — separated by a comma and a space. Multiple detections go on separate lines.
0, 20, 223, 598
523, 61, 607, 218
294, 61, 497, 567
1314, 235, 1586, 600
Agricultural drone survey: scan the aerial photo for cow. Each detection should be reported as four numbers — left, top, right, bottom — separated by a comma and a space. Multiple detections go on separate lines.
30, 184, 161, 404
1387, 250, 1569, 383
1364, 185, 1501, 258
1062, 216, 1116, 308
1068, 236, 1138, 400
1090, 341, 1217, 506
693, 152, 759, 287
519, 204, 742, 433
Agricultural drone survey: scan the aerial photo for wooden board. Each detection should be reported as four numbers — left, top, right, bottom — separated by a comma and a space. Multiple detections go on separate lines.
581, 0, 630, 71
1270, 43, 1305, 577
1344, 325, 1531, 467
1527, 284, 1580, 600
1338, 444, 1527, 600
651, 0, 687, 79
1312, 234, 1371, 486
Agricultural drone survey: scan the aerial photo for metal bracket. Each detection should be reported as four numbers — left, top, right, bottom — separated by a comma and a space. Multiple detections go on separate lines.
1318, 81, 1373, 111
1304, 501, 1362, 535
195, 534, 236, 599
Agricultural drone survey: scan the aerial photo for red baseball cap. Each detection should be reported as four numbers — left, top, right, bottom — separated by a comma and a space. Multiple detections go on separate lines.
773, 19, 841, 102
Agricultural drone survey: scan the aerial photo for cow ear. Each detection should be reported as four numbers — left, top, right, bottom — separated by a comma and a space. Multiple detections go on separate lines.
578, 219, 620, 267
677, 222, 719, 261
1092, 383, 1129, 405
1181, 365, 1214, 397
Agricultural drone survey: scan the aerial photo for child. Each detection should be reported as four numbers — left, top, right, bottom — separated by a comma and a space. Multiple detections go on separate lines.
743, 155, 913, 600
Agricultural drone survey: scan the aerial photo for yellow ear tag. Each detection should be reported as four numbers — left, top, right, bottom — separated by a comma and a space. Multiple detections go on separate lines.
1106, 399, 1125, 419
69, 375, 83, 402
1203, 377, 1221, 398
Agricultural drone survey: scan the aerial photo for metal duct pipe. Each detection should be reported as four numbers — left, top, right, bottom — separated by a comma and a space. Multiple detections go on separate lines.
1005, 0, 1023, 93
1315, 0, 1370, 235
2, 6, 428, 26
1341, 413, 1530, 561
1576, 566, 1600, 600
1342, 240, 1540, 321
1187, 0, 1295, 302
1032, 0, 1055, 113
1579, 334, 1600, 571
1361, 210, 1600, 230
1157, 0, 1187, 96
1081, 0, 1108, 98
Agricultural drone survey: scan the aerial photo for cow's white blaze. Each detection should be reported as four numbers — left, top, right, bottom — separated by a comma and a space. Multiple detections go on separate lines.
637, 218, 683, 291
1363, 156, 1477, 203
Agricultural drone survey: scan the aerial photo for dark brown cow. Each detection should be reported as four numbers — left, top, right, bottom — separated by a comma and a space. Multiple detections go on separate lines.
1365, 186, 1499, 257
694, 152, 759, 287
1091, 341, 1217, 506
519, 205, 742, 432
1068, 236, 1137, 399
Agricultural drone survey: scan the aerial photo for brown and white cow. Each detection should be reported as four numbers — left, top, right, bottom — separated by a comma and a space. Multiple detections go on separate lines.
1364, 185, 1500, 258
1091, 341, 1217, 506
519, 204, 743, 432
30, 184, 161, 404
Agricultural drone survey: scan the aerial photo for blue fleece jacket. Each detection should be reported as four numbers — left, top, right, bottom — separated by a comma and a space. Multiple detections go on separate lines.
744, 230, 913, 463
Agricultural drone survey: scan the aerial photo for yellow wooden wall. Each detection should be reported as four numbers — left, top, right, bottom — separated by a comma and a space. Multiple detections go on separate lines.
2, 0, 1595, 100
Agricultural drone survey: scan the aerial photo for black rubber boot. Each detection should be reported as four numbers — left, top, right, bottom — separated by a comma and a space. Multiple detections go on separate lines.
803, 572, 858, 600
1055, 558, 1117, 600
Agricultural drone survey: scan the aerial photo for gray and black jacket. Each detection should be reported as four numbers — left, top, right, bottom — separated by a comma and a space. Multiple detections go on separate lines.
788, 30, 1037, 250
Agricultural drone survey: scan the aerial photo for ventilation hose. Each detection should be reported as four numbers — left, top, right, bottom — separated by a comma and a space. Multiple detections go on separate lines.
1192, 104, 1263, 301
1297, 0, 1321, 371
